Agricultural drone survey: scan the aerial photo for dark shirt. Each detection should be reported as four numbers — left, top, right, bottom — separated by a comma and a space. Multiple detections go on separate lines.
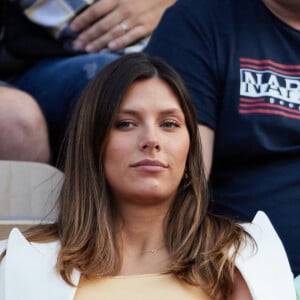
146, 0, 300, 275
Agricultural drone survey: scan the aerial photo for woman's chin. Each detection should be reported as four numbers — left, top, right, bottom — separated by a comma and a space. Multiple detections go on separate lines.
129, 189, 175, 206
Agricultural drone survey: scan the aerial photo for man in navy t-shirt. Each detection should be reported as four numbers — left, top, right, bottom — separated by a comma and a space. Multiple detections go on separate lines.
146, 0, 300, 276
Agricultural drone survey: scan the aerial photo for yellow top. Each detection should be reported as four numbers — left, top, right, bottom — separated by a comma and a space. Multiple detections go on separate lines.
74, 273, 211, 300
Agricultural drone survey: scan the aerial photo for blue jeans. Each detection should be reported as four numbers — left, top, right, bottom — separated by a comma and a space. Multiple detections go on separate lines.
11, 52, 119, 163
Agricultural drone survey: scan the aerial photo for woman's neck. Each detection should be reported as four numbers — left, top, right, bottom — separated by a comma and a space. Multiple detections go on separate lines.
119, 208, 166, 253
262, 0, 300, 30
115, 205, 170, 275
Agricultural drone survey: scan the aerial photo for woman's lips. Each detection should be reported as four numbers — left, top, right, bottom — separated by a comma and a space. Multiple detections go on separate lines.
130, 159, 168, 172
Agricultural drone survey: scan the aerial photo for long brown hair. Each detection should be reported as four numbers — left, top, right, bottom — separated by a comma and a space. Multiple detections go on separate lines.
9, 53, 249, 299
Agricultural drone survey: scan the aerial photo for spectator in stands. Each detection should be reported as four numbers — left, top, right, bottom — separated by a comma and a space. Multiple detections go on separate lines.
0, 53, 296, 300
146, 0, 300, 278
0, 0, 175, 163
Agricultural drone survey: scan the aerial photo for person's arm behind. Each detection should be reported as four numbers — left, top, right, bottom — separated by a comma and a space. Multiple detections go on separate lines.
11, 0, 176, 53
70, 0, 176, 52
198, 124, 214, 179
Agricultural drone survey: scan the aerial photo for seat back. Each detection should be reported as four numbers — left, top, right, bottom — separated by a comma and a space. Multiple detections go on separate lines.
0, 160, 63, 239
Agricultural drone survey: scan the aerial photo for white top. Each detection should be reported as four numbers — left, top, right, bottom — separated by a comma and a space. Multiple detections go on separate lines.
0, 211, 296, 300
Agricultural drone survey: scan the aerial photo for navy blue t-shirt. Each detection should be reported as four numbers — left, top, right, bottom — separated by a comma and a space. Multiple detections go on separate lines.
146, 0, 300, 275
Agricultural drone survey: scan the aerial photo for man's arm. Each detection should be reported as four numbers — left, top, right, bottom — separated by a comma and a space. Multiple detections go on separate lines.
198, 124, 214, 178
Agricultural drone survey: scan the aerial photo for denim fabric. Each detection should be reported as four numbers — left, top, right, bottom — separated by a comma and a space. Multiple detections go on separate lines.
12, 52, 119, 162
0, 80, 10, 86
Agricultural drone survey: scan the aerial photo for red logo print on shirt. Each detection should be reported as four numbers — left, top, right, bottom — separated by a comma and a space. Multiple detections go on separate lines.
239, 58, 300, 120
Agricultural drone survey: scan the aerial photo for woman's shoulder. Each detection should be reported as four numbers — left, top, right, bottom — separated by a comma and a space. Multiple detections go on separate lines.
1, 227, 60, 256
0, 228, 80, 299
239, 211, 293, 267
236, 211, 296, 300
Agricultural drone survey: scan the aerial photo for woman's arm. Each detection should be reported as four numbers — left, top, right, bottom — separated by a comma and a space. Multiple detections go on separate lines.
230, 269, 252, 300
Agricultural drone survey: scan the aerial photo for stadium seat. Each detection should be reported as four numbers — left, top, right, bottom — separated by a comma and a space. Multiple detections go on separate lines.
0, 160, 63, 239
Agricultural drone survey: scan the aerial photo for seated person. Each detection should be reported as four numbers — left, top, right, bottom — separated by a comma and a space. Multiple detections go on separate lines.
0, 0, 175, 163
0, 54, 296, 299
145, 0, 300, 279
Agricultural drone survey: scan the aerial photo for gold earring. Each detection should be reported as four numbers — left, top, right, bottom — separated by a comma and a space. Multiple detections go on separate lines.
184, 171, 189, 180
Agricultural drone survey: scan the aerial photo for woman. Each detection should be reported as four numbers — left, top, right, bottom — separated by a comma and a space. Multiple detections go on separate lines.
0, 53, 295, 300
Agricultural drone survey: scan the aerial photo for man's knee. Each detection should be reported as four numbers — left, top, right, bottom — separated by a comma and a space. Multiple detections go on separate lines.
0, 86, 50, 162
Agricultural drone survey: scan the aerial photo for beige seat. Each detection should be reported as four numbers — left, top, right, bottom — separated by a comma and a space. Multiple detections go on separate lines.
0, 161, 63, 240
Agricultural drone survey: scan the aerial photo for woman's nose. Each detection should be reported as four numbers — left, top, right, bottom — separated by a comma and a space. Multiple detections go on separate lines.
140, 141, 161, 151
139, 128, 161, 151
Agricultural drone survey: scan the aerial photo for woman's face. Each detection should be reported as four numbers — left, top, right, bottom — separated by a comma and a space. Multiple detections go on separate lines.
104, 77, 190, 207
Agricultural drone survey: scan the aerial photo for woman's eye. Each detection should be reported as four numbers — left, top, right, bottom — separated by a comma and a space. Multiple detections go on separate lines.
161, 121, 180, 128
116, 121, 135, 129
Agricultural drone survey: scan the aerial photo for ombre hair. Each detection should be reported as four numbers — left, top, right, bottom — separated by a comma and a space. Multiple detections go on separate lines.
16, 53, 249, 299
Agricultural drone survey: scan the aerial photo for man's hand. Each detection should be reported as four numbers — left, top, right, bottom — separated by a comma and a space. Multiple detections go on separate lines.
71, 0, 176, 52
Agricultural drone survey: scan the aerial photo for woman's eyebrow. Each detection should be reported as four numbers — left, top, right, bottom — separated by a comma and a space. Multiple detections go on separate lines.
118, 108, 184, 116
117, 109, 139, 117
159, 108, 184, 117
